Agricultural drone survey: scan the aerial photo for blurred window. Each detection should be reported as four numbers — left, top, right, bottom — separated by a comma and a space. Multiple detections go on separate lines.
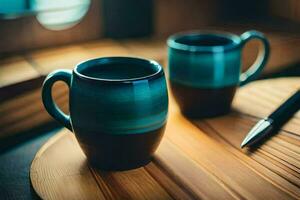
0, 0, 90, 30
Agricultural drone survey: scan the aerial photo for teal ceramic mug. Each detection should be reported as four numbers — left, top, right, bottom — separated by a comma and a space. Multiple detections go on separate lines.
42, 57, 168, 170
168, 30, 270, 118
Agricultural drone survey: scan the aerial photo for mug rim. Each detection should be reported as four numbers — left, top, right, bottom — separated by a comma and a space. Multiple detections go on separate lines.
167, 30, 242, 53
74, 56, 163, 83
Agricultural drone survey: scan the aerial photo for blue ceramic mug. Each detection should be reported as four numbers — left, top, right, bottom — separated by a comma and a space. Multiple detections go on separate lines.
168, 30, 270, 118
42, 57, 168, 170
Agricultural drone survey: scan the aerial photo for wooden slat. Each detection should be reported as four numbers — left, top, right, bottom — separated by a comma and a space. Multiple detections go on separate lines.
80, 39, 130, 57
0, 86, 67, 126
26, 45, 93, 75
93, 168, 172, 200
30, 131, 105, 200
0, 56, 39, 88
0, 83, 68, 138
154, 139, 239, 199
120, 38, 167, 65
144, 162, 196, 200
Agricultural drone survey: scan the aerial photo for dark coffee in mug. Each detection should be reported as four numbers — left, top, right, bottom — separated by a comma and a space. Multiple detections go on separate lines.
168, 30, 270, 118
42, 57, 168, 170
82, 62, 157, 79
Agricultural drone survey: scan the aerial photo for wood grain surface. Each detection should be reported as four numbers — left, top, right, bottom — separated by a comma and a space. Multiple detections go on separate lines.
30, 78, 300, 200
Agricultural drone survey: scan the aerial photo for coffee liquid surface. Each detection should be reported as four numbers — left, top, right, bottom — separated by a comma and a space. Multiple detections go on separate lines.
81, 63, 156, 80
176, 35, 234, 47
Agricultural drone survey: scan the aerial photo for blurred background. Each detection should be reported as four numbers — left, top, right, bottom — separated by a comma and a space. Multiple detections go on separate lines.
1, 0, 300, 52
0, 1, 300, 199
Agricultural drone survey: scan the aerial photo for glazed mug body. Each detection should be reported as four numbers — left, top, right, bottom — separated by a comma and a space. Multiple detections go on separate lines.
42, 57, 168, 170
168, 30, 269, 118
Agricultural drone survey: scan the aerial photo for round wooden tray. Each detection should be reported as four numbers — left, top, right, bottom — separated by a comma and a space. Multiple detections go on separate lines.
30, 78, 300, 200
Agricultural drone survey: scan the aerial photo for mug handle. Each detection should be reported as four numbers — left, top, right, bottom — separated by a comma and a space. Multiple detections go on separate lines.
239, 30, 270, 86
42, 69, 72, 131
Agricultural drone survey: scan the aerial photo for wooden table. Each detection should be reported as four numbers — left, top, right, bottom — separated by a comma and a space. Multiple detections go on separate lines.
30, 78, 300, 200
0, 36, 300, 199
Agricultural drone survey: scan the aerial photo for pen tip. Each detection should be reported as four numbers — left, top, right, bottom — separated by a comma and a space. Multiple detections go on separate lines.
240, 137, 251, 148
240, 142, 246, 148
240, 118, 273, 149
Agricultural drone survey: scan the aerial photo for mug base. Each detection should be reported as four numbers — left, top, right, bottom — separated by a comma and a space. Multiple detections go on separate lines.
88, 157, 152, 171
75, 125, 165, 171
182, 106, 231, 119
170, 81, 236, 119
